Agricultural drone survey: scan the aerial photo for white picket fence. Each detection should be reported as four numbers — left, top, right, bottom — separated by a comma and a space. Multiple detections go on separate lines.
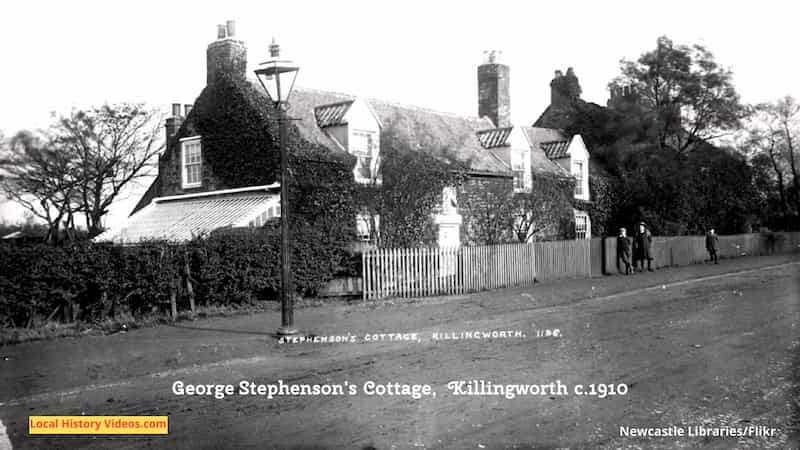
361, 240, 591, 300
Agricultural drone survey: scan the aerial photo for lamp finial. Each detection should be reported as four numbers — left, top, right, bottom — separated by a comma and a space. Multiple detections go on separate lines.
269, 38, 280, 58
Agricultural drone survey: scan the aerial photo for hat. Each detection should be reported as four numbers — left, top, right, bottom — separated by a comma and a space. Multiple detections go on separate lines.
638, 221, 647, 226
619, 227, 626, 232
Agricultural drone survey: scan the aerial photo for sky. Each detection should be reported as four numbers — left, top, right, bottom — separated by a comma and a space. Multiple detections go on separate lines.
1, 0, 798, 228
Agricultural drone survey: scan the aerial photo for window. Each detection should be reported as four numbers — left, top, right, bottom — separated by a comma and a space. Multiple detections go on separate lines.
575, 213, 588, 240
350, 131, 374, 156
356, 212, 379, 242
351, 130, 376, 182
513, 170, 525, 190
511, 150, 527, 191
355, 156, 373, 181
181, 137, 202, 188
572, 161, 584, 197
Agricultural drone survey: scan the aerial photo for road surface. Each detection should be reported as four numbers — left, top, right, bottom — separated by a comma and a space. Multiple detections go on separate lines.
1, 254, 799, 449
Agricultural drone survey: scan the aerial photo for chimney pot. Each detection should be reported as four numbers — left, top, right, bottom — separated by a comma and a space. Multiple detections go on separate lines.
171, 103, 182, 117
226, 20, 236, 37
184, 104, 193, 116
207, 22, 247, 85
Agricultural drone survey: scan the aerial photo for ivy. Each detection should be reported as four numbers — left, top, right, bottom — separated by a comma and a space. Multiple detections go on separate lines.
356, 127, 463, 247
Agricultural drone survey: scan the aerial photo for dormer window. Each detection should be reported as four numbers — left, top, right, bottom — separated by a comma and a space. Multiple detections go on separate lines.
181, 136, 202, 189
511, 152, 525, 192
572, 161, 584, 197
351, 130, 376, 183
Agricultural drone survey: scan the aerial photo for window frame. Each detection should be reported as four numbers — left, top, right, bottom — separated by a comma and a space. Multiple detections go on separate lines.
356, 212, 380, 242
572, 160, 584, 197
575, 213, 588, 240
351, 129, 377, 183
350, 130, 374, 156
180, 136, 203, 189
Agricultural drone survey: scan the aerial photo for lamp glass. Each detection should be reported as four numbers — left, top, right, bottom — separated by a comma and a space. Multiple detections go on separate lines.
255, 61, 299, 106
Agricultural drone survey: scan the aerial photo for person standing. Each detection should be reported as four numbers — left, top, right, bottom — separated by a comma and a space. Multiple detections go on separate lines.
706, 228, 719, 264
633, 222, 653, 272
616, 227, 632, 275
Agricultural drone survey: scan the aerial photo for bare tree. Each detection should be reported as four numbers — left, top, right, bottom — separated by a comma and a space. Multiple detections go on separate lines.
0, 131, 81, 243
508, 175, 575, 242
54, 103, 163, 236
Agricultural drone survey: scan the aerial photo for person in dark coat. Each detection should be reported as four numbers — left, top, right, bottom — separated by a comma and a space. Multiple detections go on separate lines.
616, 227, 632, 275
705, 228, 719, 264
632, 222, 653, 272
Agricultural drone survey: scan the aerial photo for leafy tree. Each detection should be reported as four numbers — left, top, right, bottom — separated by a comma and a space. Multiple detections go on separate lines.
611, 36, 745, 154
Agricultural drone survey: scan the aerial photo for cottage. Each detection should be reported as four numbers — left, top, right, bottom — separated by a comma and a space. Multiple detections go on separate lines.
96, 21, 592, 245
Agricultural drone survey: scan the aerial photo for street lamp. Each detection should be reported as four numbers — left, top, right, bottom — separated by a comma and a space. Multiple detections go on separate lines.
254, 39, 299, 336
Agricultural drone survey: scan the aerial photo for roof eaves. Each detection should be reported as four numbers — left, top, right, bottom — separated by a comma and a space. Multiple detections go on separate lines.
154, 184, 280, 204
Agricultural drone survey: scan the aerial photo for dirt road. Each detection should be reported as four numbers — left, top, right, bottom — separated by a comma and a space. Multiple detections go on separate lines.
1, 254, 799, 449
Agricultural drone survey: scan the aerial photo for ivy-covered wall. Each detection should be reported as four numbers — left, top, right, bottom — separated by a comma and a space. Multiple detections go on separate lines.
142, 75, 359, 281
458, 175, 515, 245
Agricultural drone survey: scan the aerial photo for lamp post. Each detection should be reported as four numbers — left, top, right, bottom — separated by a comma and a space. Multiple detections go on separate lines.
254, 39, 299, 336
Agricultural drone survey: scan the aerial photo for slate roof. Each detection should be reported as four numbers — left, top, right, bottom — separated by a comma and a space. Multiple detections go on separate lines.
520, 127, 570, 174
540, 140, 571, 159
367, 99, 509, 173
476, 127, 513, 149
314, 100, 353, 128
95, 185, 280, 244
252, 82, 510, 174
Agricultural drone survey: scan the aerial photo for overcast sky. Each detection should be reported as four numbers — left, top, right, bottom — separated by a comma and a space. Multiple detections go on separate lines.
1, 0, 797, 228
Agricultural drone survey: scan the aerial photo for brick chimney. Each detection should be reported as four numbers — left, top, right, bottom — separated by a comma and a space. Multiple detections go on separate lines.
165, 103, 183, 144
477, 50, 511, 128
207, 20, 246, 85
550, 67, 582, 107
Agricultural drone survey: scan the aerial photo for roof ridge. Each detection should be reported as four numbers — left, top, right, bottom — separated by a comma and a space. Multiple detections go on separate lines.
368, 97, 486, 123
292, 85, 357, 100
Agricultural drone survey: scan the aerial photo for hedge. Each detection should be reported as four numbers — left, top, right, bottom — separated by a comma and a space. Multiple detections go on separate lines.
0, 224, 355, 328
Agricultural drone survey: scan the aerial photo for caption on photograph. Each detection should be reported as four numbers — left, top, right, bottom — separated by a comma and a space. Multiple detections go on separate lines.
172, 379, 627, 400
277, 328, 561, 344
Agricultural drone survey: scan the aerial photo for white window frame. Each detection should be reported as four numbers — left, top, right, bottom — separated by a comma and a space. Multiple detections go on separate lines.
572, 160, 584, 197
350, 130, 374, 156
575, 213, 588, 240
356, 212, 380, 242
351, 130, 377, 184
511, 149, 527, 192
181, 136, 203, 189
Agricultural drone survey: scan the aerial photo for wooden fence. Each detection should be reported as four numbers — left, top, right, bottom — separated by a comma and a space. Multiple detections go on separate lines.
360, 231, 800, 300
602, 231, 800, 274
362, 240, 591, 300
